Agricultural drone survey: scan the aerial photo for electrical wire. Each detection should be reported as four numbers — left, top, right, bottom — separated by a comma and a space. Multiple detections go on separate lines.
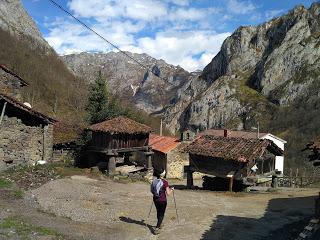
47, 0, 177, 87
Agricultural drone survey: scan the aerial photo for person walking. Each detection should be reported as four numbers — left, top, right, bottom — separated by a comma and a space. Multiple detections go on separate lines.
150, 170, 174, 235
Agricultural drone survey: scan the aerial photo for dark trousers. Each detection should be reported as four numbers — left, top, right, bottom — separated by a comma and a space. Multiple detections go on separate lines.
154, 200, 167, 228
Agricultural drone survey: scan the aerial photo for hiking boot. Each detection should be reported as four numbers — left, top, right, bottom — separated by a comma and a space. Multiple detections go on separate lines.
154, 227, 160, 235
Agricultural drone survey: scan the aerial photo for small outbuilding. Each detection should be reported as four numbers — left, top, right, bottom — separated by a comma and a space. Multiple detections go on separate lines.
149, 134, 189, 179
87, 116, 153, 174
184, 135, 283, 189
0, 93, 56, 169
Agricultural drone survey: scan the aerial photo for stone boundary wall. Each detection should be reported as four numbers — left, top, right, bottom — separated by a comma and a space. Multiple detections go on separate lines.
0, 116, 53, 170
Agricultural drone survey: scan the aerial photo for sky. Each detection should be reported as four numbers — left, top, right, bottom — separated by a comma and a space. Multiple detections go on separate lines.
22, 0, 316, 71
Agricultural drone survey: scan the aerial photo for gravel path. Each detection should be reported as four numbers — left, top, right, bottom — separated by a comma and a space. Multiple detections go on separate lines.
29, 176, 318, 240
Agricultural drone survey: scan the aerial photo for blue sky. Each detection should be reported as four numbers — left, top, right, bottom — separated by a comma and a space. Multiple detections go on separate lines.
22, 0, 316, 71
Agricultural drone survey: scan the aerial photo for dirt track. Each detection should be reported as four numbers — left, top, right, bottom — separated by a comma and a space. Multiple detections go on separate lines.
0, 175, 318, 240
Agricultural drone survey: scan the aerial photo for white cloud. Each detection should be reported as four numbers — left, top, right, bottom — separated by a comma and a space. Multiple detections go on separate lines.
137, 31, 230, 71
227, 0, 256, 15
44, 0, 231, 71
265, 9, 283, 20
68, 0, 168, 22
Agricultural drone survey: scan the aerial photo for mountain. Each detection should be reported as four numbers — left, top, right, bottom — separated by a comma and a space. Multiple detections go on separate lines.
162, 3, 320, 169
0, 0, 87, 124
62, 52, 190, 113
0, 0, 52, 53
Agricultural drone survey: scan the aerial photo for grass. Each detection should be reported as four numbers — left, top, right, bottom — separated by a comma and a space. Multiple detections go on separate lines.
0, 216, 64, 240
0, 178, 12, 188
11, 189, 24, 199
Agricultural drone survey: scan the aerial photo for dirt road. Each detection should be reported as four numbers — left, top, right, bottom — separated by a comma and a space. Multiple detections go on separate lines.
0, 175, 318, 240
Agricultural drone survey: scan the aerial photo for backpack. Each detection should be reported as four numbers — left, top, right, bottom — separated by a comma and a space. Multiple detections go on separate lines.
150, 178, 163, 198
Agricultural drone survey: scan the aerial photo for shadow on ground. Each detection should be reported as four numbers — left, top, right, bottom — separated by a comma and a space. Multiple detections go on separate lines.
119, 216, 154, 234
201, 195, 317, 240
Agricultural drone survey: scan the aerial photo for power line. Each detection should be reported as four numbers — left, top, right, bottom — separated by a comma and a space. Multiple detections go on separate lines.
47, 0, 177, 87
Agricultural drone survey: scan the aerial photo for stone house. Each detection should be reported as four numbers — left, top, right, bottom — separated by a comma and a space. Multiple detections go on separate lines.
0, 65, 56, 170
0, 64, 29, 100
149, 134, 189, 179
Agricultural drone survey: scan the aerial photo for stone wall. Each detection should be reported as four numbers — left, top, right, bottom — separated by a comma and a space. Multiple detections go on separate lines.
0, 116, 53, 170
166, 144, 189, 179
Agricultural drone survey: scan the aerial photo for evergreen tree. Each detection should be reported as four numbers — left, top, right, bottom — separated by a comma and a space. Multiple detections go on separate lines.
86, 71, 109, 124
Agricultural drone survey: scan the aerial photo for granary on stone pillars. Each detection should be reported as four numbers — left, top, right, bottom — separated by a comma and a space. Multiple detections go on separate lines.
0, 93, 56, 170
199, 129, 287, 174
183, 135, 283, 191
87, 116, 153, 175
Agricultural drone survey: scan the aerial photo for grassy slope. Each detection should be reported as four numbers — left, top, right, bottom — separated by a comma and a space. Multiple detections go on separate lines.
0, 28, 88, 125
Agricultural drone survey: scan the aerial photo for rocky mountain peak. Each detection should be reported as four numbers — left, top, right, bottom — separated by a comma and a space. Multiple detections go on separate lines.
162, 2, 320, 134
62, 51, 191, 113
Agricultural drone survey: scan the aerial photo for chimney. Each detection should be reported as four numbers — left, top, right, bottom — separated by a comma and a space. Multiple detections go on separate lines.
224, 129, 229, 137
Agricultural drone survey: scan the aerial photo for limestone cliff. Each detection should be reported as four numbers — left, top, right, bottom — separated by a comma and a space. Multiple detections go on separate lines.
163, 3, 320, 135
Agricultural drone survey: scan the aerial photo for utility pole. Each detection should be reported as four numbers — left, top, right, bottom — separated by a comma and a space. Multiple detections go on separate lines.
160, 118, 163, 136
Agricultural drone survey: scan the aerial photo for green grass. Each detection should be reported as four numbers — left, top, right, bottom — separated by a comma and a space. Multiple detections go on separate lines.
0, 216, 64, 240
11, 189, 24, 199
0, 178, 12, 188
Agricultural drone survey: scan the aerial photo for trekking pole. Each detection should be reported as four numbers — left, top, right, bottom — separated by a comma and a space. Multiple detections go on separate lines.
147, 199, 153, 219
172, 190, 179, 224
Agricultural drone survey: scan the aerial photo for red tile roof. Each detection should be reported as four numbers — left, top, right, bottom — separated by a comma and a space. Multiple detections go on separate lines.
199, 129, 268, 139
0, 64, 29, 86
149, 134, 180, 154
88, 116, 153, 134
184, 135, 283, 163
53, 121, 83, 145
0, 93, 56, 124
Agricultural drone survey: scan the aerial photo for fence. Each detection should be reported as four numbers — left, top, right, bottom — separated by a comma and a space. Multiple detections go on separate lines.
277, 176, 320, 188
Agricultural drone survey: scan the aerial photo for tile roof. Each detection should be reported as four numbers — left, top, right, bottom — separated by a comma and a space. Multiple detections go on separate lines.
0, 64, 29, 86
0, 93, 56, 124
184, 135, 283, 163
304, 139, 320, 150
88, 116, 153, 134
53, 121, 83, 145
199, 129, 268, 139
149, 134, 180, 154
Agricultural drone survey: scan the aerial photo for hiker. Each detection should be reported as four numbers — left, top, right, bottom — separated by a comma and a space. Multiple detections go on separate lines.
150, 170, 174, 234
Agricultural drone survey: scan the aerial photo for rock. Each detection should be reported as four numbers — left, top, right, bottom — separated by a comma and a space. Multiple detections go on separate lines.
162, 3, 320, 133
61, 52, 190, 113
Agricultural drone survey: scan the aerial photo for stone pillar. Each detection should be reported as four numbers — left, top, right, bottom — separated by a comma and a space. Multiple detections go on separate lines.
144, 151, 154, 169
107, 151, 116, 175
271, 175, 278, 188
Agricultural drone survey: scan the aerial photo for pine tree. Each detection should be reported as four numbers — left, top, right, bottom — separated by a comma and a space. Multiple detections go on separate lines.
86, 71, 109, 124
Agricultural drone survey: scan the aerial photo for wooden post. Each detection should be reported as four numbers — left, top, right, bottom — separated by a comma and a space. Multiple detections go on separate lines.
227, 174, 234, 192
315, 192, 320, 218
186, 169, 194, 189
0, 102, 7, 125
